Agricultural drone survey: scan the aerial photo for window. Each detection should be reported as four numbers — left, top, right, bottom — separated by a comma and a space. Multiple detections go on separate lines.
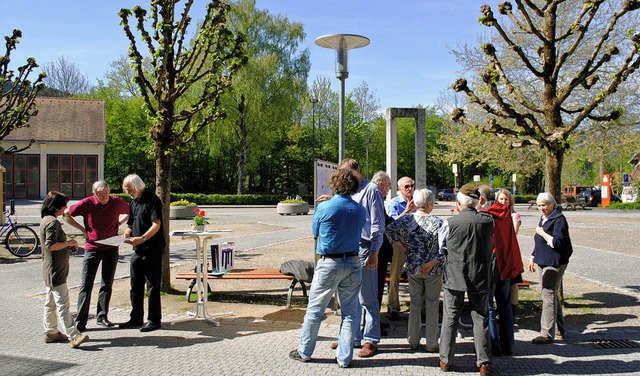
47, 155, 98, 198
1, 154, 40, 199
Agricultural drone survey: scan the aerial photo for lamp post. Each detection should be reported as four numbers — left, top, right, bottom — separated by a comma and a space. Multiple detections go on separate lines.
315, 34, 369, 162
309, 98, 318, 198
310, 98, 318, 162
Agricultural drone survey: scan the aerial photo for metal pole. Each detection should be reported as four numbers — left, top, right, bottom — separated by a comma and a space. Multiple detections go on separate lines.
310, 98, 317, 162
339, 78, 346, 162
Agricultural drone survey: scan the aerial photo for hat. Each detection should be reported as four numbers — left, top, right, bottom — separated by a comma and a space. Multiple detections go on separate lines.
459, 183, 480, 199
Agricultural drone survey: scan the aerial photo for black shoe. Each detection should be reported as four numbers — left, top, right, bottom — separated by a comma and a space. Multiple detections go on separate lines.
119, 320, 143, 329
76, 323, 87, 332
96, 318, 115, 327
140, 321, 161, 332
388, 311, 400, 321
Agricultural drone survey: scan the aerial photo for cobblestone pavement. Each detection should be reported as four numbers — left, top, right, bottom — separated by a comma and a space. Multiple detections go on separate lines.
0, 201, 638, 375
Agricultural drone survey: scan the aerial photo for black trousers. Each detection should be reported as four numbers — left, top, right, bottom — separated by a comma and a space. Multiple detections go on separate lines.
129, 249, 163, 323
76, 248, 119, 325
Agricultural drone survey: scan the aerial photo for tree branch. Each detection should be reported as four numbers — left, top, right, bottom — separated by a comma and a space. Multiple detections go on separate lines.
479, 5, 543, 77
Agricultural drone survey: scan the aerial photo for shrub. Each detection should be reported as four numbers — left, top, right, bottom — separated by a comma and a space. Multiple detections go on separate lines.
279, 195, 306, 203
170, 200, 196, 206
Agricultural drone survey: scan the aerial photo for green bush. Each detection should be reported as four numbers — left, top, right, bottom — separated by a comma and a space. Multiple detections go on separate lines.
514, 194, 537, 204
114, 192, 314, 205
169, 193, 313, 205
113, 193, 131, 202
607, 202, 640, 210
170, 200, 196, 206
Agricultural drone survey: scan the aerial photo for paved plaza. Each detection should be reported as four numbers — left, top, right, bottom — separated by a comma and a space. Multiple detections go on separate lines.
0, 201, 639, 375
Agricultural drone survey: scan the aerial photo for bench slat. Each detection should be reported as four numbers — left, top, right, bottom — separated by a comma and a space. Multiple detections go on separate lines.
176, 268, 295, 280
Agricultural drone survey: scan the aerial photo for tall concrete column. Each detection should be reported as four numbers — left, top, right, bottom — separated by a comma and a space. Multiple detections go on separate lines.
385, 108, 397, 198
385, 108, 427, 198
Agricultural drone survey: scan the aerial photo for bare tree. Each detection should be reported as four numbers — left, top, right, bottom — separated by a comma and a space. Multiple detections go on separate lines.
451, 0, 640, 198
104, 54, 144, 97
41, 55, 91, 96
0, 29, 45, 153
120, 0, 246, 290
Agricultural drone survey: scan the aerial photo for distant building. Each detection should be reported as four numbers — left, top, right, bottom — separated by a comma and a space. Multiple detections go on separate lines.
0, 97, 106, 199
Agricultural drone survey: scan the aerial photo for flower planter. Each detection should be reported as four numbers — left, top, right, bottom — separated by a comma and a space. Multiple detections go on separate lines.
170, 205, 197, 219
276, 202, 309, 215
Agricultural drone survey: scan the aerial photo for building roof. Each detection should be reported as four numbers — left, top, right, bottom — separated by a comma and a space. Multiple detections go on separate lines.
3, 97, 106, 143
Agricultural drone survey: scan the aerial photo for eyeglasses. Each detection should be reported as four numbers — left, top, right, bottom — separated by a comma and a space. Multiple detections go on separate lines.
404, 184, 415, 189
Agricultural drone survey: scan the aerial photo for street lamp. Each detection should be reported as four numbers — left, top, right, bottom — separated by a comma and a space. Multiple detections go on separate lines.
315, 34, 370, 162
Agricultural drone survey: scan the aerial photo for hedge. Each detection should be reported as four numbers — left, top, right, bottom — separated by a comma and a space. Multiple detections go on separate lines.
112, 193, 314, 205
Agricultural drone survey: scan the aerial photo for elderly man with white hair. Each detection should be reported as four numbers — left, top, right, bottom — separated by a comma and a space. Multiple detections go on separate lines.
438, 183, 494, 375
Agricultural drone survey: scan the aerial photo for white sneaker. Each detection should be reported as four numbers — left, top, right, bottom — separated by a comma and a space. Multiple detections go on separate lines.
70, 333, 89, 348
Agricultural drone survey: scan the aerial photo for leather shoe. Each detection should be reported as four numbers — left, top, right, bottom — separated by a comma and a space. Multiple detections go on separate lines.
439, 360, 452, 372
96, 318, 115, 327
479, 363, 492, 375
357, 342, 377, 357
532, 335, 553, 344
76, 323, 87, 332
119, 320, 143, 329
329, 341, 361, 350
140, 321, 161, 332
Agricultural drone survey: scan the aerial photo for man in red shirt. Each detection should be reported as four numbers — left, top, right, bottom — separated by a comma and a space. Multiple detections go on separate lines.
64, 181, 129, 331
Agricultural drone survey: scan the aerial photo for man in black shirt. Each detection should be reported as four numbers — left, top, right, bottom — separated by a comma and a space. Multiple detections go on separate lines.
120, 174, 165, 332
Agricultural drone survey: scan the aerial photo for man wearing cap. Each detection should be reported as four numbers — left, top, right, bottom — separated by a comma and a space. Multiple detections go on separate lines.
477, 185, 523, 357
385, 176, 417, 320
438, 183, 494, 375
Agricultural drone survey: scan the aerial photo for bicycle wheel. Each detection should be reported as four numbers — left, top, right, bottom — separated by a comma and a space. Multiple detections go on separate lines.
5, 225, 39, 257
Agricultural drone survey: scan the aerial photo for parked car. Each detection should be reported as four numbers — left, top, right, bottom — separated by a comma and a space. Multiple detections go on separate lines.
436, 189, 456, 201
577, 188, 621, 207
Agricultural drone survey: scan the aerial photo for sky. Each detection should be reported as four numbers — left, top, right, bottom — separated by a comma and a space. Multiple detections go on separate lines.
0, 0, 490, 110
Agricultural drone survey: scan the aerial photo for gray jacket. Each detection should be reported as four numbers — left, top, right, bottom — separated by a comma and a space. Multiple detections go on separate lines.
440, 208, 494, 293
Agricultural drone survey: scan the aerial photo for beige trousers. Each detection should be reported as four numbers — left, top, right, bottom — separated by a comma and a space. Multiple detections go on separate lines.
387, 242, 407, 313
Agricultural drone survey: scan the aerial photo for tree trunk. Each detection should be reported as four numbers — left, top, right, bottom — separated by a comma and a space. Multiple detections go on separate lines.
544, 147, 564, 202
236, 143, 247, 195
156, 151, 173, 292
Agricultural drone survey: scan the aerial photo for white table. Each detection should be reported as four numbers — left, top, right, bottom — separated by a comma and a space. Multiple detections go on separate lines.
170, 229, 232, 326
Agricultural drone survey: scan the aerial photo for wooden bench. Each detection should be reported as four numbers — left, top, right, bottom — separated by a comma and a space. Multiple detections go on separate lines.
561, 196, 586, 210
527, 200, 537, 210
175, 268, 308, 308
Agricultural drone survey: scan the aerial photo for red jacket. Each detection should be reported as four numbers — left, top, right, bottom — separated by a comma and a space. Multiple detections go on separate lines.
481, 203, 524, 280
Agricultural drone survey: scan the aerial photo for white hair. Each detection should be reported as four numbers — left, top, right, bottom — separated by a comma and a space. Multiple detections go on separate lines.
536, 192, 557, 208
413, 188, 434, 208
457, 191, 479, 208
92, 180, 109, 193
123, 174, 145, 191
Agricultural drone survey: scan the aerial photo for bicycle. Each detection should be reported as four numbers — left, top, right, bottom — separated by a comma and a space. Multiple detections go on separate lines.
1, 200, 39, 257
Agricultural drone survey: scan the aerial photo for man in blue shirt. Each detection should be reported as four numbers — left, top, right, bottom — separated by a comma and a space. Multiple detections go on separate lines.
290, 168, 365, 368
385, 176, 416, 319
351, 169, 391, 357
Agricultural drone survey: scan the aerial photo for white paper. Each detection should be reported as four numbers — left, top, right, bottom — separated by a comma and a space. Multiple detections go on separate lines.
94, 236, 128, 246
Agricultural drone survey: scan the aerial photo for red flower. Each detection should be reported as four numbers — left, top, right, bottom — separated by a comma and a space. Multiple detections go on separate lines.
194, 208, 199, 213
199, 211, 205, 217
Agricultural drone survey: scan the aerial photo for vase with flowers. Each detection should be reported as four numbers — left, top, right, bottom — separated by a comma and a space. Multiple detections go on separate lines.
192, 208, 209, 232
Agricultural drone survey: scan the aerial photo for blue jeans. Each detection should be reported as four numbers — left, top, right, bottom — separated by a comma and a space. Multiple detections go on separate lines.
488, 277, 514, 355
298, 256, 361, 366
354, 246, 381, 346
